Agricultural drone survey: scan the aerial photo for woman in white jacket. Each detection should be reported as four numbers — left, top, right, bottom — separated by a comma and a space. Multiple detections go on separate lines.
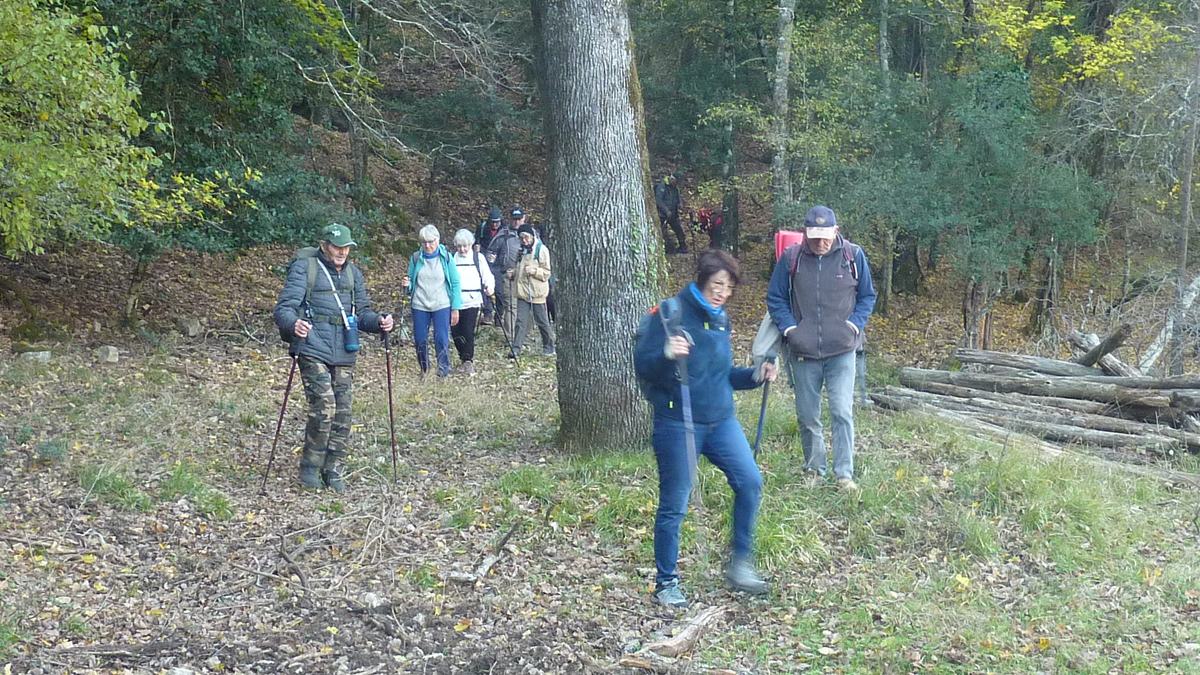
451, 229, 495, 375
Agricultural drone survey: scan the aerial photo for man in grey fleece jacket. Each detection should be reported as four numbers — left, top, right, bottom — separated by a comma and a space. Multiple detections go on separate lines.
766, 205, 876, 490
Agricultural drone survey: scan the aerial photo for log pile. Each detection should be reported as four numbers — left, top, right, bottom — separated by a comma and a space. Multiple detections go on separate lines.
871, 326, 1200, 459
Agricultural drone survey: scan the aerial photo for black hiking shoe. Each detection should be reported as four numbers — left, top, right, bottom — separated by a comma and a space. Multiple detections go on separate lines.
299, 449, 325, 490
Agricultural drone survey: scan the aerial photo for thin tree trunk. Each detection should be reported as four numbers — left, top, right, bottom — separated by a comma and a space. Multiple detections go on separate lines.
532, 0, 662, 451
1166, 23, 1200, 375
719, 0, 740, 254
769, 0, 797, 225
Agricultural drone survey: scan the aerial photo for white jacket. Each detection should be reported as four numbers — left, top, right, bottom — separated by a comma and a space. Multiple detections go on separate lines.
453, 251, 495, 309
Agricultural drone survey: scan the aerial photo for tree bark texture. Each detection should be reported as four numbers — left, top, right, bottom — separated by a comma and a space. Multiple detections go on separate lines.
1166, 25, 1200, 376
533, 0, 664, 451
769, 0, 796, 224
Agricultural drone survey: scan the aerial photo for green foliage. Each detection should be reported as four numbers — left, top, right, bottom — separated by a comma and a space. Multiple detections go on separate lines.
87, 0, 366, 250
78, 463, 153, 511
0, 1, 156, 256
0, 617, 23, 659
160, 461, 234, 520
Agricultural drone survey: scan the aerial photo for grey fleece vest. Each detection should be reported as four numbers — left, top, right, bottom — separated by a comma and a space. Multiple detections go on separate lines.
789, 240, 862, 360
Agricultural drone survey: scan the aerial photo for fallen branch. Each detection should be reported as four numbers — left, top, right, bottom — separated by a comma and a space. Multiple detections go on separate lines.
646, 606, 728, 658
448, 522, 518, 585
1072, 323, 1131, 367
1067, 331, 1142, 377
279, 535, 313, 598
955, 349, 1102, 376
617, 653, 736, 674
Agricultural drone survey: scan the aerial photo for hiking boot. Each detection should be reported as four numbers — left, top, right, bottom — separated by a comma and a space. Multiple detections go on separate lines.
802, 470, 822, 488
323, 450, 347, 493
837, 477, 859, 492
653, 583, 689, 609
542, 347, 556, 357
298, 449, 325, 490
462, 361, 475, 376
725, 558, 769, 595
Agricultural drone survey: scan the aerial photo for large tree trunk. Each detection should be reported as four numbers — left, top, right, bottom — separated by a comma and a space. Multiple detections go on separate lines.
532, 0, 663, 451
769, 0, 797, 224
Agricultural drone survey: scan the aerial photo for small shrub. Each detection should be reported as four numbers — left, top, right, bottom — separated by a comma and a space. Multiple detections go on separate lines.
35, 438, 69, 463
0, 619, 23, 658
15, 425, 33, 445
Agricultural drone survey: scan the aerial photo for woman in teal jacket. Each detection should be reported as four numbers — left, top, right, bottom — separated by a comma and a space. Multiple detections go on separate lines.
402, 225, 463, 378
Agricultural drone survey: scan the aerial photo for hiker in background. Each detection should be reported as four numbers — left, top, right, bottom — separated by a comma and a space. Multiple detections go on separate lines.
451, 228, 494, 376
273, 224, 393, 492
486, 207, 523, 339
633, 249, 777, 609
654, 173, 687, 254
475, 207, 504, 324
692, 205, 724, 250
766, 205, 876, 491
402, 225, 462, 379
508, 224, 555, 357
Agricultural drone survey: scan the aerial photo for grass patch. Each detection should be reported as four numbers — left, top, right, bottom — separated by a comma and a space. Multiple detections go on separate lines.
159, 462, 234, 520
496, 466, 556, 503
77, 464, 153, 511
0, 618, 23, 659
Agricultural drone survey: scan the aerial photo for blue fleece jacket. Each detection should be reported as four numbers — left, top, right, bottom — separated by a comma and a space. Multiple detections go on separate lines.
634, 283, 761, 423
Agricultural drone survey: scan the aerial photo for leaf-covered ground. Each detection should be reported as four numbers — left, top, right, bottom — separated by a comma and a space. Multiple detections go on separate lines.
2, 240, 1200, 673
2, 319, 1199, 673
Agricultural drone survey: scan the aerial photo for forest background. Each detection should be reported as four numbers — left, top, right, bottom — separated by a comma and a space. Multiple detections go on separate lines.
3, 0, 1200, 672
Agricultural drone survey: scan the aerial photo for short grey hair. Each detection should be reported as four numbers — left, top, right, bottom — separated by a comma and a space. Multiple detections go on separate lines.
418, 224, 440, 244
453, 229, 475, 247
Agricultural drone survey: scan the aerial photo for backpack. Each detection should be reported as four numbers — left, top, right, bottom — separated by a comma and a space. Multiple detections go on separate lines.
279, 247, 357, 342
634, 297, 682, 399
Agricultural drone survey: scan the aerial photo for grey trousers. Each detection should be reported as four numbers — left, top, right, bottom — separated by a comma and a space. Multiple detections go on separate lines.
513, 300, 555, 354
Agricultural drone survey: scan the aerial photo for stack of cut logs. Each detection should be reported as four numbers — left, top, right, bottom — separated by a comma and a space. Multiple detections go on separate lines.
872, 325, 1200, 459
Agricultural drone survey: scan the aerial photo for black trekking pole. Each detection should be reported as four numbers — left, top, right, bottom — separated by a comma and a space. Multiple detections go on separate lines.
660, 303, 700, 508
259, 351, 298, 495
496, 290, 520, 366
381, 322, 398, 484
752, 353, 776, 461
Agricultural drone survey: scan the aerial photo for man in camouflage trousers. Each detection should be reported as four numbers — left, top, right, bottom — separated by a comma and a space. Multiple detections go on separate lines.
273, 224, 393, 492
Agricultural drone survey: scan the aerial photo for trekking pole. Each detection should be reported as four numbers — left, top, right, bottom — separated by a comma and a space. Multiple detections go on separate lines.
660, 302, 700, 509
381, 322, 398, 484
496, 291, 520, 366
259, 351, 298, 495
752, 353, 776, 461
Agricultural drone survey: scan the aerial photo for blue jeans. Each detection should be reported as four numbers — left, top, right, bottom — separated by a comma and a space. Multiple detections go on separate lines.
791, 349, 856, 479
653, 414, 762, 587
412, 307, 451, 376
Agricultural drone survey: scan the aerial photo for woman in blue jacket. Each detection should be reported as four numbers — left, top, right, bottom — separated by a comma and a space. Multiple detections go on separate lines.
634, 249, 778, 609
402, 225, 463, 378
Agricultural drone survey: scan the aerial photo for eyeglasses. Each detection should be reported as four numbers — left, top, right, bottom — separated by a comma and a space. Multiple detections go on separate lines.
422, 239, 438, 244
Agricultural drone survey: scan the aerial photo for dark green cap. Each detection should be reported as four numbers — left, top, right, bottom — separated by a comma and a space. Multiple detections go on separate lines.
320, 223, 357, 247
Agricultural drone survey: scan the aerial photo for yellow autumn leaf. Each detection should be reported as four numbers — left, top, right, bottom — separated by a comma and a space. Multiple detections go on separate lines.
81, 554, 97, 564
1038, 636, 1052, 651
894, 468, 907, 481
954, 574, 971, 592
326, 626, 339, 635
454, 618, 471, 632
